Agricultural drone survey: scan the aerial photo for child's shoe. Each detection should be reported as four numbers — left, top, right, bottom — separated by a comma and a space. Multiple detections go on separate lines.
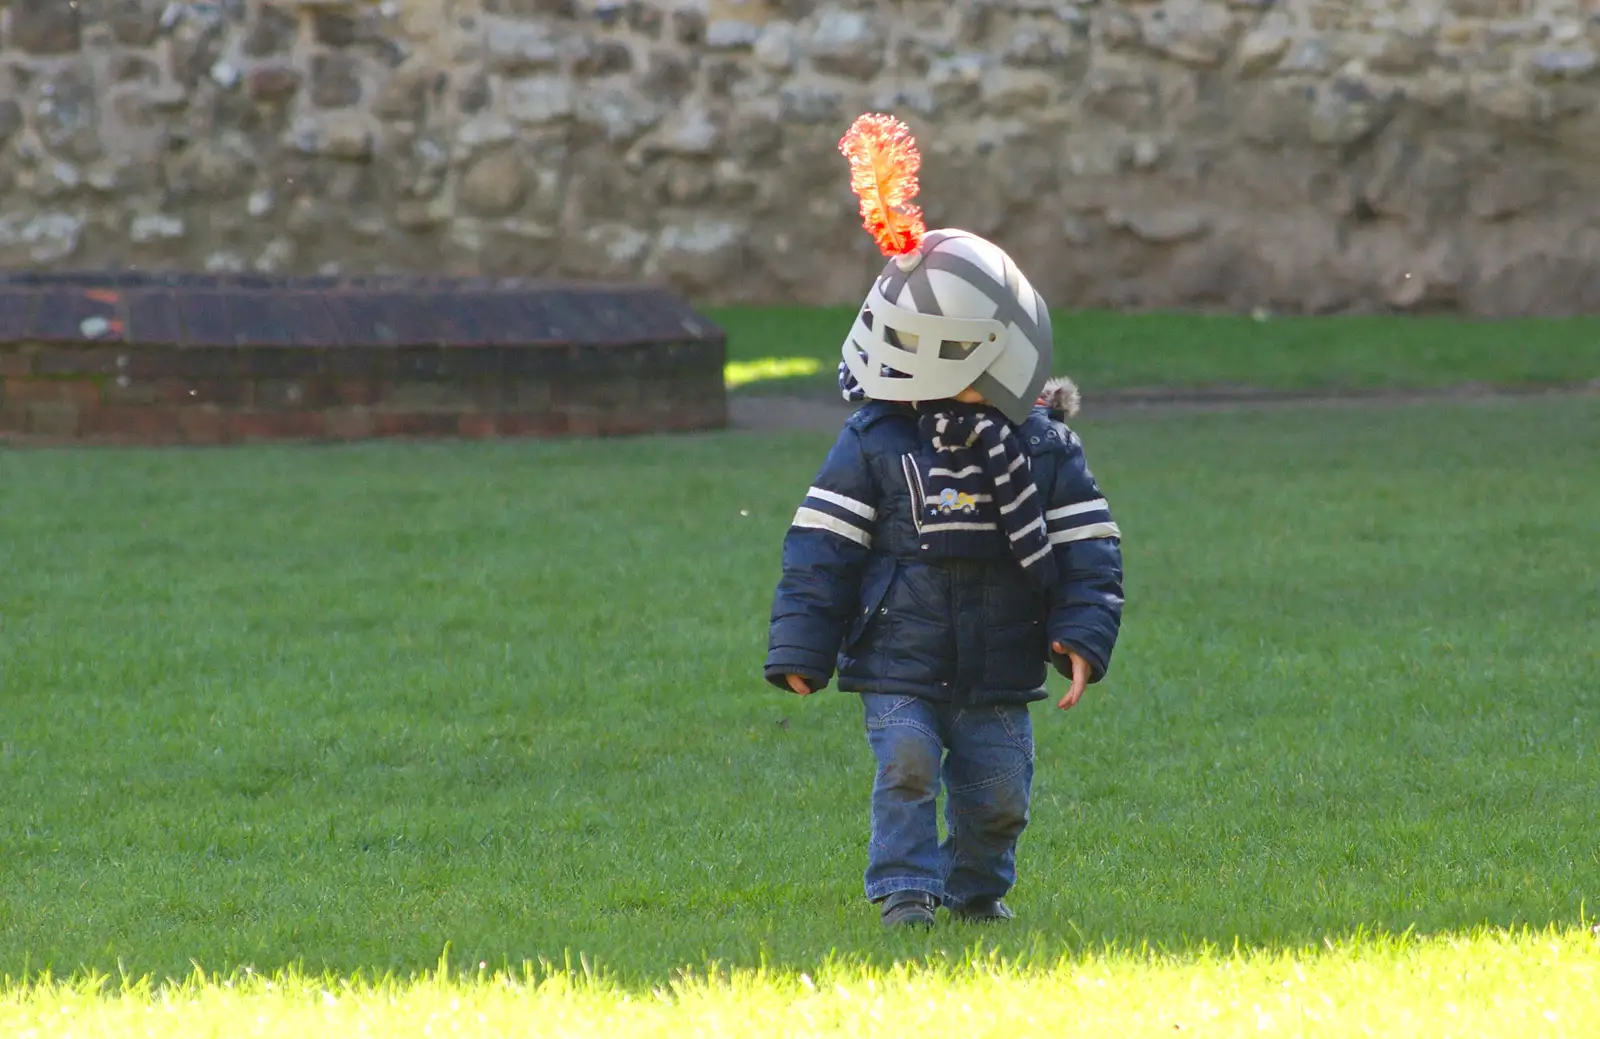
879, 891, 938, 928
948, 897, 1015, 923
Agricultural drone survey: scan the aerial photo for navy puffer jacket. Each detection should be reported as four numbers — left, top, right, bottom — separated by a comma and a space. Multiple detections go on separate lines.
764, 393, 1124, 706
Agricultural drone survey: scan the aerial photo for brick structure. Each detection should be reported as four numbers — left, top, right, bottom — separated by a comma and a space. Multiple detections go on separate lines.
0, 272, 726, 446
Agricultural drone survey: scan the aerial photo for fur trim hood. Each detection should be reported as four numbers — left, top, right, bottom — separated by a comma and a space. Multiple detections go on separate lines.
1036, 376, 1081, 418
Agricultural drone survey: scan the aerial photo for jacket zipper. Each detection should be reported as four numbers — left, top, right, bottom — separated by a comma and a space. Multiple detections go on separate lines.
905, 451, 960, 699
900, 453, 926, 534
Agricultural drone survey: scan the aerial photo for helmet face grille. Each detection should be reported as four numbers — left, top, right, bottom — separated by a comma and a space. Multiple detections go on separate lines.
938, 339, 981, 360
883, 328, 986, 362
841, 230, 1052, 422
883, 328, 916, 352
848, 324, 910, 382
881, 329, 916, 379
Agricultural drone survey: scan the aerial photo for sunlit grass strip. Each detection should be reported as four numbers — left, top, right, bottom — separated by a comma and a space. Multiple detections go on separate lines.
724, 356, 825, 389
706, 304, 1600, 391
5, 928, 1597, 1039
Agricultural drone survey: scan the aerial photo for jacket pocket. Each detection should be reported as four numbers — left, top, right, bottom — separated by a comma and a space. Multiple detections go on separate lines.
845, 554, 899, 651
864, 694, 919, 729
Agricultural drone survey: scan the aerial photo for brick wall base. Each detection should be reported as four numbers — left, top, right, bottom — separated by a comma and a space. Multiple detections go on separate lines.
0, 346, 727, 445
0, 275, 728, 446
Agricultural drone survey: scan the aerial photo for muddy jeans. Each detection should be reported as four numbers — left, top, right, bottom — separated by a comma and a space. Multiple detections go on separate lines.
860, 692, 1035, 908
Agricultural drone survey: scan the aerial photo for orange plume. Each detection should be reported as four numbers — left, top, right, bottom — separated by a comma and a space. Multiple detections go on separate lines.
838, 113, 926, 258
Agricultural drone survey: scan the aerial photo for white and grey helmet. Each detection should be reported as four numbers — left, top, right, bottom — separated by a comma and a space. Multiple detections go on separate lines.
840, 228, 1054, 425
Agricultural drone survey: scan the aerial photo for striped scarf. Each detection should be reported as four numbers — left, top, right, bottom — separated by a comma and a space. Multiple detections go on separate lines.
916, 404, 1057, 590
840, 360, 869, 402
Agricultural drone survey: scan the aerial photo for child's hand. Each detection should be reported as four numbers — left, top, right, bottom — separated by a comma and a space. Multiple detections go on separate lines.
785, 674, 814, 696
1052, 642, 1089, 710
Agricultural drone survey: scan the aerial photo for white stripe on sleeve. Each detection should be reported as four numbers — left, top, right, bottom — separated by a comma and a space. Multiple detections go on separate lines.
806, 486, 876, 520
792, 507, 872, 547
1048, 521, 1121, 544
1046, 498, 1109, 523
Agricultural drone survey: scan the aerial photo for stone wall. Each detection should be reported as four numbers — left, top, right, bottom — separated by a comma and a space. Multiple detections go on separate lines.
3, 0, 1600, 316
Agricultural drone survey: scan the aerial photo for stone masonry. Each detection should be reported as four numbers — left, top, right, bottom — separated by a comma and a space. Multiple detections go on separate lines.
3, 0, 1600, 315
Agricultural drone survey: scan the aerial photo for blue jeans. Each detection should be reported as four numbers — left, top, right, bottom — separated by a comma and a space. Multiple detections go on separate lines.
860, 692, 1034, 908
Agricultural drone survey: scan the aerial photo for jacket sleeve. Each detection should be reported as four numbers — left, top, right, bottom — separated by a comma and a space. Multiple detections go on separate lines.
1042, 431, 1125, 684
764, 424, 878, 692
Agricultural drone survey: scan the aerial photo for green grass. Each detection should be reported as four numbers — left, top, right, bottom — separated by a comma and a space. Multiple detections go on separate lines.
2, 398, 1598, 1034
708, 305, 1600, 393
3, 931, 1598, 1037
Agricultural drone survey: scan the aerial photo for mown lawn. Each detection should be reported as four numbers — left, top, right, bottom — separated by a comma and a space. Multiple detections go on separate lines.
1, 397, 1597, 1035
711, 305, 1600, 393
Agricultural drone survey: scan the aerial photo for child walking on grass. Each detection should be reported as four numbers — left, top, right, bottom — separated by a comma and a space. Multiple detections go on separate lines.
763, 114, 1125, 928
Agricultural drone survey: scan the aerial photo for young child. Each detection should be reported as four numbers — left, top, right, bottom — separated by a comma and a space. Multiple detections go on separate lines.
764, 114, 1125, 928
